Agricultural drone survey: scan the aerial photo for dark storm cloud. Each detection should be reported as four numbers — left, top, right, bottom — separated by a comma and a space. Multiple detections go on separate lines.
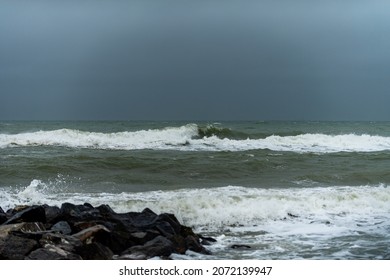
1, 0, 390, 120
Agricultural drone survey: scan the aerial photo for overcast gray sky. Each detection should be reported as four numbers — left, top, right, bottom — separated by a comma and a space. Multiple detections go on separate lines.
1, 0, 390, 121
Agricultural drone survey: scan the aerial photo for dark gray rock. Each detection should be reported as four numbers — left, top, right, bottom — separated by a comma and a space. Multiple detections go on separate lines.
76, 242, 114, 260
27, 245, 82, 260
40, 232, 82, 253
51, 221, 72, 235
0, 203, 212, 260
0, 234, 38, 259
72, 224, 110, 242
231, 244, 251, 249
3, 205, 46, 225
0, 213, 6, 225
121, 235, 174, 259
43, 205, 61, 224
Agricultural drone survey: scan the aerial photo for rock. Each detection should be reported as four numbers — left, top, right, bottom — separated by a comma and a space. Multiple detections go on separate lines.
287, 213, 299, 218
231, 244, 251, 249
43, 205, 61, 224
0, 234, 38, 259
186, 235, 211, 254
199, 234, 217, 245
0, 213, 6, 224
51, 221, 72, 235
28, 245, 82, 260
59, 203, 102, 224
0, 222, 46, 238
0, 203, 212, 260
76, 242, 114, 260
0, 207, 7, 224
121, 236, 174, 259
40, 232, 82, 253
72, 224, 110, 243
3, 205, 46, 225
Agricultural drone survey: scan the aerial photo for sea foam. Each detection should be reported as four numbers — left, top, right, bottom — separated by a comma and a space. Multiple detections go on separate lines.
2, 181, 390, 230
1, 124, 390, 153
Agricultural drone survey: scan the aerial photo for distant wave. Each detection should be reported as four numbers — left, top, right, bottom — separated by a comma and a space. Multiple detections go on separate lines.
1, 124, 390, 153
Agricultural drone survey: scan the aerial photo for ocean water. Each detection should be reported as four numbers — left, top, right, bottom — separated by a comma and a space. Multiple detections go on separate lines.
1, 120, 390, 259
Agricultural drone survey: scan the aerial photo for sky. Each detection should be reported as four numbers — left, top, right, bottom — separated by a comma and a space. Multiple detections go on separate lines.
1, 0, 390, 121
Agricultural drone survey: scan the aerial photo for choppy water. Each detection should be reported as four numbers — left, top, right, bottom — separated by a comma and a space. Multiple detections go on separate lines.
1, 121, 390, 259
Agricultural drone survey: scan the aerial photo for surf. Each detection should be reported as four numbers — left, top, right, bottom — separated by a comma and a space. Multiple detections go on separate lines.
2, 124, 390, 153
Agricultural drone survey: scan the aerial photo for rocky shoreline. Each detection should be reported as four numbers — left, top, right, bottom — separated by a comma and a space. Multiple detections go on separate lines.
0, 203, 214, 260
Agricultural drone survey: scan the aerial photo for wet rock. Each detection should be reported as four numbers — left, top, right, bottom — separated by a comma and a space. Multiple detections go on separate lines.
0, 222, 46, 238
186, 235, 211, 254
3, 205, 46, 225
0, 234, 38, 259
121, 235, 174, 259
72, 224, 110, 243
43, 205, 61, 224
51, 221, 72, 235
40, 232, 83, 253
0, 207, 7, 224
76, 242, 114, 260
287, 213, 299, 218
231, 244, 251, 249
199, 234, 217, 245
0, 203, 212, 259
28, 245, 82, 260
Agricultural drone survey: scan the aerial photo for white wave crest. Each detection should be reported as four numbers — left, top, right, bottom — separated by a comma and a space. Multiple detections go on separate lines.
2, 182, 390, 230
1, 125, 390, 153
0, 124, 198, 150
191, 133, 390, 153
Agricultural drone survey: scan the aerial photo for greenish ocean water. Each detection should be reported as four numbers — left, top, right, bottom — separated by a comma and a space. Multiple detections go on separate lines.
1, 121, 390, 259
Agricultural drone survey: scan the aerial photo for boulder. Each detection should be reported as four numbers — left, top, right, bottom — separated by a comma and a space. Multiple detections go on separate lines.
121, 235, 174, 259
0, 207, 7, 224
72, 224, 110, 243
0, 234, 38, 259
51, 221, 72, 235
0, 203, 212, 260
3, 205, 46, 225
75, 242, 114, 260
39, 232, 82, 253
27, 245, 82, 260
43, 205, 61, 224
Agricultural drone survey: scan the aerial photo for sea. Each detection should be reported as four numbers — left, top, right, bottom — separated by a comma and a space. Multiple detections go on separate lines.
1, 120, 390, 260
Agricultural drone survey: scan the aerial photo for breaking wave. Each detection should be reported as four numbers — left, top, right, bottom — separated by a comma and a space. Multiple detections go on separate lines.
2, 181, 390, 230
1, 124, 390, 153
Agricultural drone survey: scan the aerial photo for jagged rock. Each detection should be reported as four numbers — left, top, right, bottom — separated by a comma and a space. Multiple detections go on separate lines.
0, 207, 7, 224
72, 224, 110, 243
170, 234, 187, 254
76, 242, 113, 260
0, 203, 212, 260
121, 236, 174, 258
231, 244, 251, 249
43, 205, 61, 224
51, 221, 72, 235
0, 234, 38, 259
186, 235, 211, 254
0, 222, 46, 238
40, 232, 82, 253
3, 205, 46, 225
59, 203, 102, 224
27, 245, 82, 260
199, 234, 217, 245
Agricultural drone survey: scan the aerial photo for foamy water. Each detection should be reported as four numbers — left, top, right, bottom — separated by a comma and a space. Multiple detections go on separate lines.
2, 121, 390, 259
1, 180, 389, 259
1, 124, 390, 153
